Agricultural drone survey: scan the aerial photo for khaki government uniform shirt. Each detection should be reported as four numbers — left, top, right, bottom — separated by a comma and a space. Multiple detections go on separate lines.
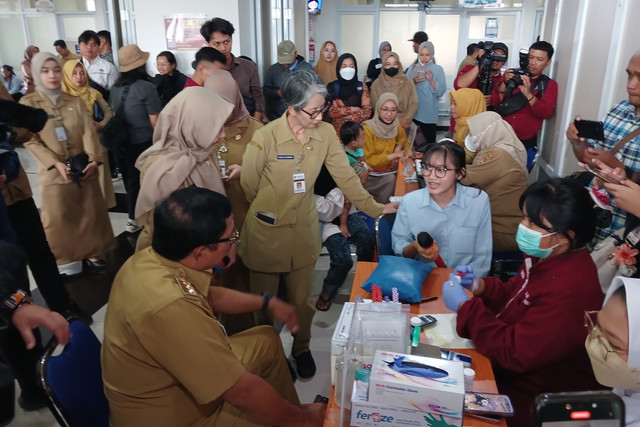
239, 113, 383, 272
102, 248, 246, 427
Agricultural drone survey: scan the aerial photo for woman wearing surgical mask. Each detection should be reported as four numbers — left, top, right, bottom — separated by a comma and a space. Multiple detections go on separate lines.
442, 178, 605, 426
586, 277, 640, 425
327, 53, 372, 135
406, 41, 446, 146
461, 111, 528, 252
370, 52, 418, 130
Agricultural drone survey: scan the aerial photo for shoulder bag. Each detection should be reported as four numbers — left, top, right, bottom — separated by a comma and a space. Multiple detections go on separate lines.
101, 86, 130, 153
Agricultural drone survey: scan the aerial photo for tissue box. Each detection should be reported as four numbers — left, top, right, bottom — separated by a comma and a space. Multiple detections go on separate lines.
351, 367, 462, 427
368, 350, 465, 419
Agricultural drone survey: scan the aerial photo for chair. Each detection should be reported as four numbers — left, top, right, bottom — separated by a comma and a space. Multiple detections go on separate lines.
38, 320, 109, 427
375, 213, 396, 257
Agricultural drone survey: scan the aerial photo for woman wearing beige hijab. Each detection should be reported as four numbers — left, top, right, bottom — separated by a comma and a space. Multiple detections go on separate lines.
313, 41, 338, 84
21, 45, 39, 95
370, 52, 418, 129
20, 52, 114, 272
461, 111, 528, 252
135, 87, 233, 214
134, 87, 234, 251
204, 70, 264, 334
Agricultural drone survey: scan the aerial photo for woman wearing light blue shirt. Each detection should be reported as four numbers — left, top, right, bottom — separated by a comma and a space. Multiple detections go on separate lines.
406, 42, 446, 145
391, 140, 492, 276
2, 65, 22, 100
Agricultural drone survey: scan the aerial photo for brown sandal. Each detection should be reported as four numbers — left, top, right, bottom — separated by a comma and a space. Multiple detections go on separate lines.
315, 291, 333, 311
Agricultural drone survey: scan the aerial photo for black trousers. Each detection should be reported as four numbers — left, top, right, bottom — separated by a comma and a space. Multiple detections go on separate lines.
7, 198, 71, 312
119, 141, 151, 220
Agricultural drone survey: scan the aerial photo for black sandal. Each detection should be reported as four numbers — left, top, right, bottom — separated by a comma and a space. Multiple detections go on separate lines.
315, 291, 333, 311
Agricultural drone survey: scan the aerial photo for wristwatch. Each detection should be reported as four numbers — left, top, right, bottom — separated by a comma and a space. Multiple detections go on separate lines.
2, 289, 33, 314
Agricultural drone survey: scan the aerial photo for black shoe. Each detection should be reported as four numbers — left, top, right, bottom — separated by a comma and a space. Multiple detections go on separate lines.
63, 301, 93, 325
85, 258, 107, 270
287, 359, 297, 382
18, 390, 48, 411
293, 351, 316, 379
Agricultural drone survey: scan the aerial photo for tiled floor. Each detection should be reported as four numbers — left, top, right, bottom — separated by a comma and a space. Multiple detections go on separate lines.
7, 147, 353, 425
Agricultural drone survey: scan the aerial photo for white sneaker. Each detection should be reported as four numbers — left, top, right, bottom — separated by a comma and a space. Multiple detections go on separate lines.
125, 219, 142, 233
58, 261, 83, 276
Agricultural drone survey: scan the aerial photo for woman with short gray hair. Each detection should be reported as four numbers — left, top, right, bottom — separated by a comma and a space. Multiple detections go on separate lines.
240, 70, 397, 380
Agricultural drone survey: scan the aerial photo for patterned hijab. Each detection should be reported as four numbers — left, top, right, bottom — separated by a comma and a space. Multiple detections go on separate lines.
313, 41, 338, 84
364, 92, 399, 140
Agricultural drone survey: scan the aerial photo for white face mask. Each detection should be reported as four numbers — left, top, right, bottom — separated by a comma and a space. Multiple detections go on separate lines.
339, 67, 356, 81
585, 332, 640, 391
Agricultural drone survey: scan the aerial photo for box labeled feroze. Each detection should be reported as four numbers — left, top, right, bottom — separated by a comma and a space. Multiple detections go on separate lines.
351, 367, 462, 427
368, 350, 465, 419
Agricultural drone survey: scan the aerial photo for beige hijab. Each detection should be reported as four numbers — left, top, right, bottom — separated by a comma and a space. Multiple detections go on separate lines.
364, 92, 400, 140
203, 70, 250, 125
313, 41, 338, 84
134, 87, 234, 219
467, 111, 527, 173
370, 52, 418, 119
31, 52, 62, 105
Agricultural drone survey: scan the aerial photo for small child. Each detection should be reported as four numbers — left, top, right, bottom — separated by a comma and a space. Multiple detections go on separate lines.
341, 121, 369, 185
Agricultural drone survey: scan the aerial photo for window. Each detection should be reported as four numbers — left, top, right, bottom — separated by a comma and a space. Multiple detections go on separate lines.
340, 14, 374, 75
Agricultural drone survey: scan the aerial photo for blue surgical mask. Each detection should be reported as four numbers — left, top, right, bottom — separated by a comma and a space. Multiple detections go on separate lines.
515, 223, 558, 258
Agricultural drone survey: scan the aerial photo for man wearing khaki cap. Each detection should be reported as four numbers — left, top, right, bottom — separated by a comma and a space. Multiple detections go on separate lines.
263, 40, 315, 120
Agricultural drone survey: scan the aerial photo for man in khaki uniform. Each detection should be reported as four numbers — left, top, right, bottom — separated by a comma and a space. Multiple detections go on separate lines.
53, 40, 80, 64
102, 187, 326, 427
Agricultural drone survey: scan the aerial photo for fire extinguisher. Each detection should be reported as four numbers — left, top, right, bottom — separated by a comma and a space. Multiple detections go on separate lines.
309, 39, 315, 63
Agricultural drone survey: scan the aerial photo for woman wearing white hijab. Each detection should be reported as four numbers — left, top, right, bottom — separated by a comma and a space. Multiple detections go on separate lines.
134, 87, 234, 251
586, 276, 640, 426
461, 111, 528, 252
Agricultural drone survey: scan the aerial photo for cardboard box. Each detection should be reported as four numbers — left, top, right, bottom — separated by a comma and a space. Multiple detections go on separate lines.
368, 350, 465, 419
351, 368, 462, 427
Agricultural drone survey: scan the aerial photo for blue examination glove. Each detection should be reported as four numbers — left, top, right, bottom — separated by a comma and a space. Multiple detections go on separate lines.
453, 265, 479, 292
442, 274, 469, 312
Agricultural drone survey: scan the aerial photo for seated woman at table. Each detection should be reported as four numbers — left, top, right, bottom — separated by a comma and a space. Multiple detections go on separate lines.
362, 93, 409, 204
443, 178, 605, 426
450, 88, 486, 147
585, 277, 640, 425
461, 111, 528, 252
391, 139, 492, 276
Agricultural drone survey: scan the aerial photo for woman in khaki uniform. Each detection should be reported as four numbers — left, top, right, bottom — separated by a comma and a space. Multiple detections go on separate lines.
20, 52, 114, 269
240, 70, 398, 379
133, 87, 234, 251
204, 70, 264, 335
461, 111, 529, 252
61, 60, 116, 209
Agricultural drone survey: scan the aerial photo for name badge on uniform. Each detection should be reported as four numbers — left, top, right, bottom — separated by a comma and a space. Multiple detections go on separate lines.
277, 154, 295, 160
375, 63, 382, 69
218, 159, 227, 178
55, 126, 67, 142
293, 172, 306, 194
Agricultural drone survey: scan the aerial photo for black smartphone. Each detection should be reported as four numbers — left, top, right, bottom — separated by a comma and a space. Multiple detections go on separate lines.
575, 119, 605, 141
533, 391, 624, 426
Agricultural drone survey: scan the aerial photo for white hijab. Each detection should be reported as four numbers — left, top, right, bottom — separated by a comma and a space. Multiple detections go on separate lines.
604, 277, 640, 426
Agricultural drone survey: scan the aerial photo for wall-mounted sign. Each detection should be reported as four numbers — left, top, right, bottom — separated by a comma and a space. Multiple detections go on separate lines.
459, 0, 502, 8
165, 14, 208, 50
485, 18, 498, 38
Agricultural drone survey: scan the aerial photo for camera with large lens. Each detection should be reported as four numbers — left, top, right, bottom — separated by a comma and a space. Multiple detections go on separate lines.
476, 41, 509, 95
504, 49, 532, 94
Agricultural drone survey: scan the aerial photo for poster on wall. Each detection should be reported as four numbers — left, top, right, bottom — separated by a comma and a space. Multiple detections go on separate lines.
35, 0, 55, 13
485, 18, 498, 38
165, 14, 208, 50
459, 0, 502, 8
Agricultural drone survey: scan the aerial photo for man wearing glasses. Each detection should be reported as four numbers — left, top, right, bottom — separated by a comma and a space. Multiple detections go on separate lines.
102, 187, 326, 426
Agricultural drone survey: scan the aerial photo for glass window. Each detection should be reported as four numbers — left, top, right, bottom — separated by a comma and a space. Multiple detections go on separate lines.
340, 14, 374, 76
424, 14, 459, 78
342, 0, 373, 5
379, 11, 419, 70
61, 16, 95, 40
0, 16, 27, 67
468, 15, 516, 40
56, 0, 94, 12
26, 15, 58, 52
0, 0, 21, 12
380, 0, 419, 7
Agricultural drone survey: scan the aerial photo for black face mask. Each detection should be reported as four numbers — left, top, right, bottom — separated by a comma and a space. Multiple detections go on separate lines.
385, 67, 399, 77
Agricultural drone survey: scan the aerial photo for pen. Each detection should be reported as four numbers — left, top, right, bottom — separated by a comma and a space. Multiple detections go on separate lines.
421, 296, 438, 303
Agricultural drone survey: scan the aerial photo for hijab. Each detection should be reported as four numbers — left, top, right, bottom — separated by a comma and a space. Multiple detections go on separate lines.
314, 41, 338, 84
378, 41, 391, 59
204, 70, 250, 125
24, 45, 39, 62
602, 277, 640, 426
370, 52, 417, 118
450, 88, 486, 146
406, 41, 435, 79
467, 111, 527, 173
31, 52, 62, 105
333, 53, 361, 107
61, 60, 102, 113
134, 87, 234, 219
364, 92, 399, 140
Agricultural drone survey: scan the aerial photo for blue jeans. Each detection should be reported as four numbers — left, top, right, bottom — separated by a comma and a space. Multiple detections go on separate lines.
321, 213, 375, 297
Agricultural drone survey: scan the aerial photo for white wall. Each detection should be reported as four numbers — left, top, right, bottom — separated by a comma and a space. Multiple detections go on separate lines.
130, 0, 240, 76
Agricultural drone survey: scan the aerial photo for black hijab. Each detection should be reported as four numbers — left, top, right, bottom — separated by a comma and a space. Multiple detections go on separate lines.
333, 53, 361, 107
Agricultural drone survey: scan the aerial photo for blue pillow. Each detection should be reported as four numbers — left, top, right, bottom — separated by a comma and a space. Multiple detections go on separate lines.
362, 255, 435, 303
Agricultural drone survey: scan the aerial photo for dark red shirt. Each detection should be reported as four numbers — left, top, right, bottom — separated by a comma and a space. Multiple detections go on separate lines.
183, 77, 200, 88
453, 64, 503, 91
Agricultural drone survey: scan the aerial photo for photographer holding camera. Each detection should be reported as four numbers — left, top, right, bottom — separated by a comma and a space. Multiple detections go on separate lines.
491, 41, 558, 169
454, 41, 509, 106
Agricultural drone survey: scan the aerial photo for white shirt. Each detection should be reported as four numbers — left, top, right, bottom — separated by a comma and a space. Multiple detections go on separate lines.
82, 56, 117, 90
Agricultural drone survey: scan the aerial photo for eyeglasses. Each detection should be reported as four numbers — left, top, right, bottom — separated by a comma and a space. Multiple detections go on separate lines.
301, 101, 331, 119
422, 164, 453, 178
211, 228, 240, 246
380, 107, 398, 114
584, 311, 627, 361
